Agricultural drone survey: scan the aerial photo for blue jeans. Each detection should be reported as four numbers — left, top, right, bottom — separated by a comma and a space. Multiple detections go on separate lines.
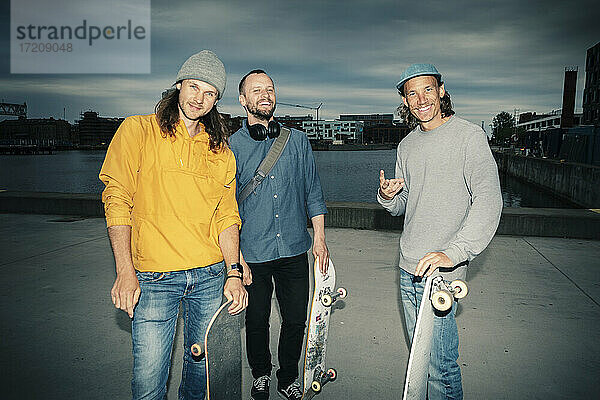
131, 262, 225, 400
400, 268, 463, 400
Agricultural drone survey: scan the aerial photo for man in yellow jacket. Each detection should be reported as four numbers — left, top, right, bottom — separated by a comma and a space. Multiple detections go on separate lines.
99, 50, 247, 400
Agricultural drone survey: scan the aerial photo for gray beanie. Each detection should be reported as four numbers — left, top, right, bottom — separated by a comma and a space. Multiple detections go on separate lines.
175, 50, 226, 99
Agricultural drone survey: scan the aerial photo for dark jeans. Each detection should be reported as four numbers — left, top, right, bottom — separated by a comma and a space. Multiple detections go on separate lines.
245, 253, 309, 388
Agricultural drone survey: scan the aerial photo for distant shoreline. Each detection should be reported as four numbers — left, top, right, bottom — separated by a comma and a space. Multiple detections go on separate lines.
0, 143, 399, 154
311, 143, 397, 151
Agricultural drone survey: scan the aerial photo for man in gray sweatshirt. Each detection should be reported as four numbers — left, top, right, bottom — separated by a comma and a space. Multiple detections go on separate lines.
377, 63, 502, 399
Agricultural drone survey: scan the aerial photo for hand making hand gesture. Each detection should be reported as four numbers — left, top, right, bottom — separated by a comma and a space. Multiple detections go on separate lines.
378, 170, 405, 200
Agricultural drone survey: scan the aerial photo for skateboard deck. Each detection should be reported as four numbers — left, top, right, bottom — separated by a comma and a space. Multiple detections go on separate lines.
302, 258, 346, 399
190, 298, 242, 400
402, 276, 467, 400
402, 276, 435, 400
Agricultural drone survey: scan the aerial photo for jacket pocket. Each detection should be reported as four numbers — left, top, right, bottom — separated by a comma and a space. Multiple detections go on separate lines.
160, 168, 222, 220
134, 217, 169, 264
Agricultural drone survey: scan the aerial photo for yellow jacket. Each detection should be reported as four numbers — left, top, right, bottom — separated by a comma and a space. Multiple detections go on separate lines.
99, 114, 241, 272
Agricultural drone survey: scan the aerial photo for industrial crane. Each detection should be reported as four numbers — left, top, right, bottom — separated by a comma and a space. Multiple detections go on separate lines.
278, 102, 323, 139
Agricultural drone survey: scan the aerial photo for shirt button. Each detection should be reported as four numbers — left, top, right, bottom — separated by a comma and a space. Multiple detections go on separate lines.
270, 175, 275, 179
275, 214, 279, 218
274, 194, 278, 198
276, 233, 281, 237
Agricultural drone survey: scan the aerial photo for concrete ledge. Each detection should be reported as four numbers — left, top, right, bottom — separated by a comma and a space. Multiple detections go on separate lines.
324, 201, 403, 231
494, 151, 600, 208
1, 192, 598, 239
0, 191, 104, 217
497, 207, 600, 239
324, 201, 600, 239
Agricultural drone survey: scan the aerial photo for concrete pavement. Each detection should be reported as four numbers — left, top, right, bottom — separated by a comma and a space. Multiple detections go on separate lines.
1, 213, 599, 399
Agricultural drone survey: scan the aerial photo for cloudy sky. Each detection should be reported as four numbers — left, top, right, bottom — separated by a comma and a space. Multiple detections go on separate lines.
0, 0, 598, 132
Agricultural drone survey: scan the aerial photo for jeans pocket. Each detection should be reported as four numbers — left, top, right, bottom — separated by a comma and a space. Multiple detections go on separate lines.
136, 271, 168, 282
205, 261, 225, 278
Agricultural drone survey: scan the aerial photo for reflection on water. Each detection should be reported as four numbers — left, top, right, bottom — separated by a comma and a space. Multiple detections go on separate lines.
313, 150, 577, 208
0, 149, 579, 208
1, 150, 107, 194
314, 149, 395, 204
499, 174, 576, 208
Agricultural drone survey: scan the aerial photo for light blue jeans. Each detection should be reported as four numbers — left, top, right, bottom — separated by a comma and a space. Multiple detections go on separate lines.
400, 268, 463, 400
131, 262, 225, 400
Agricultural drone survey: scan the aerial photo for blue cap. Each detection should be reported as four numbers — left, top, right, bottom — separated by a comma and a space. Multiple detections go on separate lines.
396, 63, 441, 94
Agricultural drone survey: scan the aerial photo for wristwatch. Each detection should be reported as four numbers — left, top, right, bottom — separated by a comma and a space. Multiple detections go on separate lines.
227, 262, 244, 276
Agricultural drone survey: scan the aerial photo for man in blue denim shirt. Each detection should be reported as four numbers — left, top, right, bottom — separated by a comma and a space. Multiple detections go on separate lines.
228, 70, 328, 400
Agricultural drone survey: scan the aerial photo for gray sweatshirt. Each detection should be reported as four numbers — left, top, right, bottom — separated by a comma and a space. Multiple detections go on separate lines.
377, 115, 503, 281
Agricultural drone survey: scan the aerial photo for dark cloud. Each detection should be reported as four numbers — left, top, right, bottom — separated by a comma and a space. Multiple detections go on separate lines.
0, 0, 598, 128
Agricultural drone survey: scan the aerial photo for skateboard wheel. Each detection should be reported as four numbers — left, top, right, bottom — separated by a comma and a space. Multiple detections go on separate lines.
311, 381, 322, 393
321, 294, 333, 307
450, 280, 468, 299
337, 287, 347, 299
432, 290, 452, 312
190, 343, 205, 358
327, 368, 337, 381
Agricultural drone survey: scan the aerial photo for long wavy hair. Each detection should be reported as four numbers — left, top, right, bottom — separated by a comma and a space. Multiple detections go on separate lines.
397, 78, 455, 131
154, 87, 229, 151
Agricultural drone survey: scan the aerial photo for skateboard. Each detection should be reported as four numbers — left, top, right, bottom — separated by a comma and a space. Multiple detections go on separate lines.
190, 298, 242, 400
302, 257, 347, 399
402, 276, 468, 400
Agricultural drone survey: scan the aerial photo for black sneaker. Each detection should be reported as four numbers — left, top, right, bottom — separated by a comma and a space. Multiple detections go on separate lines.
251, 375, 271, 400
277, 382, 302, 400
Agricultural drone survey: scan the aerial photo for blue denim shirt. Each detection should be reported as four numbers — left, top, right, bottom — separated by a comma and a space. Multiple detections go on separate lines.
228, 120, 327, 263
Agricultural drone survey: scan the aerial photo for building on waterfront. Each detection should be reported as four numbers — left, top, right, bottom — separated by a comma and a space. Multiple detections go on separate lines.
363, 123, 410, 144
514, 63, 600, 165
517, 110, 583, 132
516, 110, 585, 159
518, 67, 583, 132
0, 117, 72, 146
515, 66, 588, 159
220, 114, 312, 134
276, 115, 313, 131
0, 102, 27, 118
70, 123, 79, 146
561, 67, 578, 128
340, 113, 409, 144
302, 119, 364, 143
339, 113, 394, 127
76, 111, 124, 148
583, 41, 600, 125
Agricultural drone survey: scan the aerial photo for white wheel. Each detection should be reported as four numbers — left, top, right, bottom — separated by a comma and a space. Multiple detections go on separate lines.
450, 280, 468, 299
311, 381, 322, 392
327, 368, 337, 381
190, 343, 204, 358
321, 294, 333, 307
432, 290, 452, 312
337, 287, 347, 299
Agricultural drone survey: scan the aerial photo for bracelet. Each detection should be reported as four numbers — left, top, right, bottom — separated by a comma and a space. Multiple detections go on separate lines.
226, 275, 243, 281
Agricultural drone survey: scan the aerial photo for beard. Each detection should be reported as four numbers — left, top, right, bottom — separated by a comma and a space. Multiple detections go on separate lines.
178, 96, 212, 121
247, 101, 276, 121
